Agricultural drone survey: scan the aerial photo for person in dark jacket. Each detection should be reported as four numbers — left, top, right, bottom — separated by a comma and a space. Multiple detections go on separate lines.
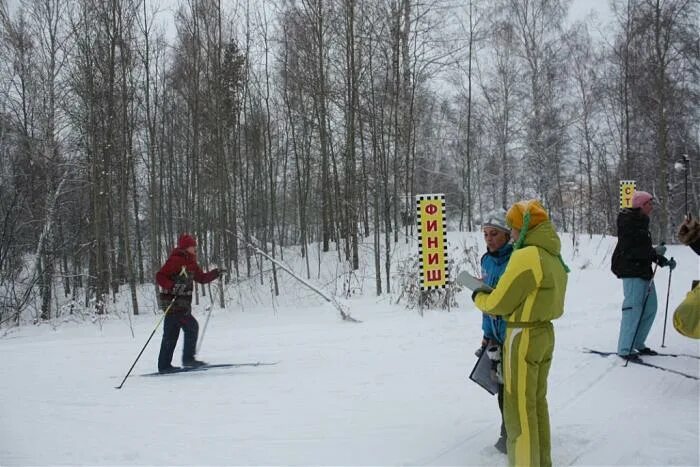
156, 234, 221, 373
611, 191, 676, 360
477, 213, 513, 454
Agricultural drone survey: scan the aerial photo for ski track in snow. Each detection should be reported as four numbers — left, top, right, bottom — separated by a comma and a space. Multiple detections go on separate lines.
552, 351, 620, 411
413, 420, 493, 466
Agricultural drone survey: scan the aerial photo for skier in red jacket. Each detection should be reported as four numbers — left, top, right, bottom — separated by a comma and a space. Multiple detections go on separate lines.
156, 234, 221, 373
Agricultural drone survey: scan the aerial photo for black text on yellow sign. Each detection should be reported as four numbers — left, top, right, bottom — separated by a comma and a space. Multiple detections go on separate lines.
416, 194, 448, 290
619, 180, 636, 209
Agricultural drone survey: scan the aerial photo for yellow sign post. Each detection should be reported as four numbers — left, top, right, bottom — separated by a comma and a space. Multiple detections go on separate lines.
416, 194, 448, 290
619, 180, 636, 209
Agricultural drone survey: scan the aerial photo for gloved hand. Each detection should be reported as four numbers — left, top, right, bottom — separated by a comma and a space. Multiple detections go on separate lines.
486, 345, 501, 362
656, 255, 676, 270
475, 338, 488, 357
654, 244, 667, 257
471, 287, 492, 302
667, 257, 677, 270
171, 282, 188, 295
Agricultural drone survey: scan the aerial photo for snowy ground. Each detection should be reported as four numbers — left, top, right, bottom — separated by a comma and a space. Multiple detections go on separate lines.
1, 234, 698, 466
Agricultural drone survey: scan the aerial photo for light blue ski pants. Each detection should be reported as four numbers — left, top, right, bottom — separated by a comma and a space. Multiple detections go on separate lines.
617, 278, 657, 355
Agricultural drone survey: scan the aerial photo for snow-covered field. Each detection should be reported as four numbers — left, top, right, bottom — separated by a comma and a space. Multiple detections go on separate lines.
1, 233, 698, 466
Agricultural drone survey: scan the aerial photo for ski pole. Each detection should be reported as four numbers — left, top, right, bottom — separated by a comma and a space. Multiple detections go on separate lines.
625, 263, 658, 368
661, 260, 674, 348
115, 296, 176, 389
196, 271, 226, 354
196, 304, 213, 354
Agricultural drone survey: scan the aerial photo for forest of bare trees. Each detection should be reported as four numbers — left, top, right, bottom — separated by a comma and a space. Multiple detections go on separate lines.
0, 0, 698, 323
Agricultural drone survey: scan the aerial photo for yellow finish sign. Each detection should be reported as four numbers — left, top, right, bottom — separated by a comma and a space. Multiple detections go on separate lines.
416, 194, 448, 290
619, 180, 636, 209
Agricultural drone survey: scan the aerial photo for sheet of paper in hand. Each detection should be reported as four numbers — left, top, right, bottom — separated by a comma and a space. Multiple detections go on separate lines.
468, 350, 499, 395
455, 271, 493, 292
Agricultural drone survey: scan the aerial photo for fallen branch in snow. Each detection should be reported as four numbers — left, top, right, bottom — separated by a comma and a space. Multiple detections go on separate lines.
229, 231, 359, 323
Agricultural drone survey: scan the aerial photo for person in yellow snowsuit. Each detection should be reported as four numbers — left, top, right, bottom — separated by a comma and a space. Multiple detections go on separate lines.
674, 216, 700, 339
472, 200, 569, 467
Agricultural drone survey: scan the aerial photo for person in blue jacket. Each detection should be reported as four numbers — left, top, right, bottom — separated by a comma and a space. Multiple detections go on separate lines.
477, 213, 513, 454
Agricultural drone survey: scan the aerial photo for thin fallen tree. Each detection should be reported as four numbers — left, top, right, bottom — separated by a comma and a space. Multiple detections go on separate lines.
229, 231, 359, 323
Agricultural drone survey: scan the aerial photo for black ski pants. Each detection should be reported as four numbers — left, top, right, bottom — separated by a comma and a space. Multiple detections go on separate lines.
497, 382, 506, 439
158, 311, 198, 370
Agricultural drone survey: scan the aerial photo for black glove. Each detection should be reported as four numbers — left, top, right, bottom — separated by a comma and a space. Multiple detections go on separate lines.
667, 257, 677, 271
475, 338, 488, 357
209, 268, 221, 280
471, 287, 491, 302
213, 268, 227, 279
657, 255, 676, 270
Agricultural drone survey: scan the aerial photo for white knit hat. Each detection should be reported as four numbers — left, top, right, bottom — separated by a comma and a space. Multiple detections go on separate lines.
481, 211, 510, 233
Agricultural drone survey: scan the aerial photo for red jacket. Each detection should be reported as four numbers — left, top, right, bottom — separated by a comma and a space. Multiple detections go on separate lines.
156, 248, 218, 311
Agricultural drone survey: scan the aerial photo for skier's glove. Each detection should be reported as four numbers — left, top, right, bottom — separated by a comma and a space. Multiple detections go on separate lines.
654, 244, 667, 257
214, 268, 228, 278
656, 255, 676, 270
667, 257, 677, 271
209, 268, 226, 280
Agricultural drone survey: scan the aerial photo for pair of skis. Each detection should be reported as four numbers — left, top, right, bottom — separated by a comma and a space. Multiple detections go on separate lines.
583, 348, 699, 380
141, 361, 280, 377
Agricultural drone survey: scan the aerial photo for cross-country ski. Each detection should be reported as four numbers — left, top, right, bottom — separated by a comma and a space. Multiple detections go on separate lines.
140, 362, 280, 377
583, 348, 699, 380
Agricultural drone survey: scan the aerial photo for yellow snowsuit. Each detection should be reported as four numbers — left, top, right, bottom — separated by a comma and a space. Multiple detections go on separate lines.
673, 283, 700, 339
474, 200, 568, 467
674, 218, 700, 339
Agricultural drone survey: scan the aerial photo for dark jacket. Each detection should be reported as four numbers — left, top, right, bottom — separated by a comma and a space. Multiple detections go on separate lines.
611, 208, 662, 280
156, 249, 219, 312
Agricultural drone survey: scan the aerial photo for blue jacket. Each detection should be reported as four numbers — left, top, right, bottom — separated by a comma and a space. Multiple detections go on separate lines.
480, 243, 513, 344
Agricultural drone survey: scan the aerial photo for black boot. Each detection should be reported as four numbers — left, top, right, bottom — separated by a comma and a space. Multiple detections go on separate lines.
159, 365, 181, 374
494, 436, 507, 454
620, 353, 641, 362
182, 358, 207, 368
